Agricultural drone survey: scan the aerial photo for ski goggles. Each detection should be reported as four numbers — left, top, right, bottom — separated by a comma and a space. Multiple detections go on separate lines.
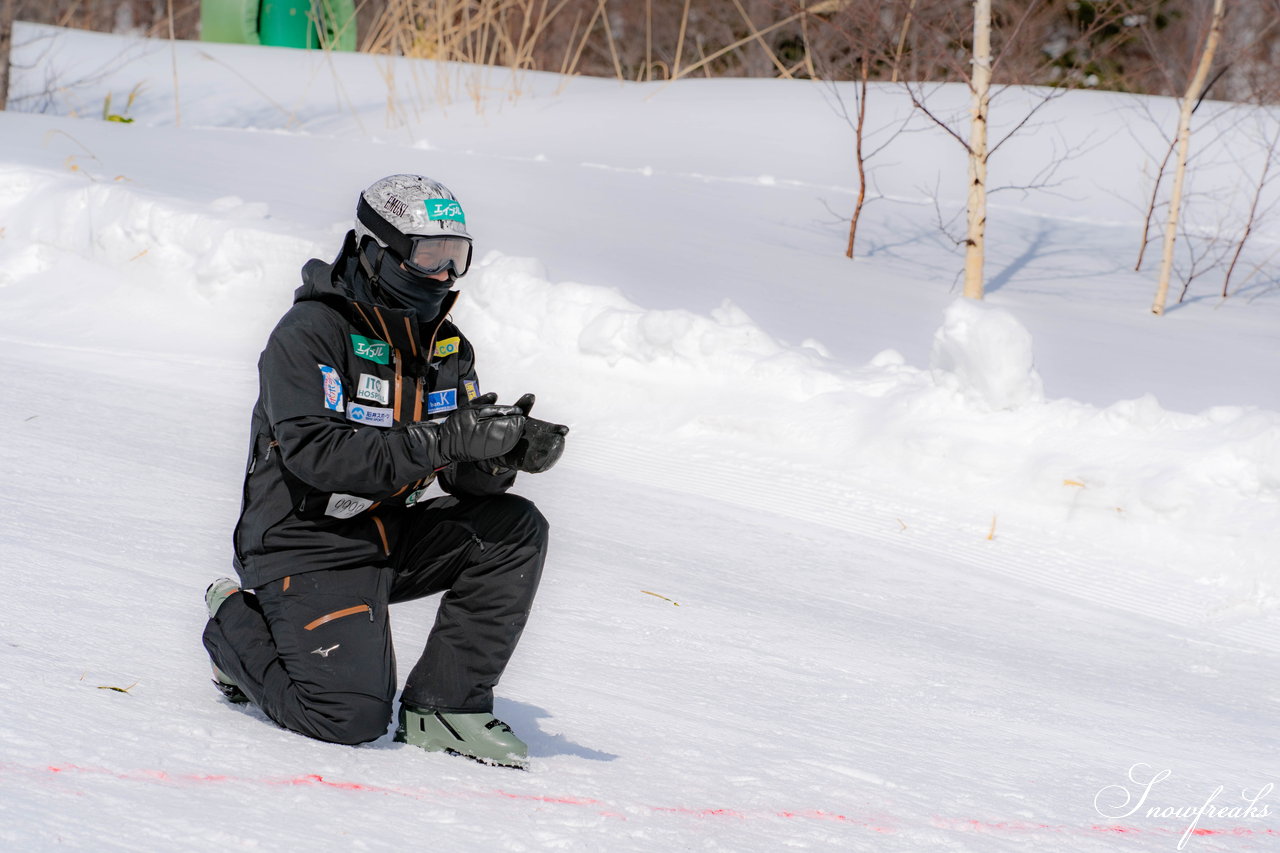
356, 194, 474, 278
404, 235, 473, 278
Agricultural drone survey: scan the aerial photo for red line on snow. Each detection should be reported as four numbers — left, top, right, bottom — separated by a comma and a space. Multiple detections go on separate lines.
16, 763, 1280, 838
28, 763, 891, 828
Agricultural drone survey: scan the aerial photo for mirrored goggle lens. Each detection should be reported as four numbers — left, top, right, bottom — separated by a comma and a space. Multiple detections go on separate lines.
407, 237, 472, 276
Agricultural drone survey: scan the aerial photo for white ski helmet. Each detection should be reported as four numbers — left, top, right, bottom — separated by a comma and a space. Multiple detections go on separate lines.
354, 174, 474, 278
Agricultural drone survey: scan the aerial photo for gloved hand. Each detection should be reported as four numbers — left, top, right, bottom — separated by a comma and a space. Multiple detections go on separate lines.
406, 392, 525, 466
491, 393, 569, 474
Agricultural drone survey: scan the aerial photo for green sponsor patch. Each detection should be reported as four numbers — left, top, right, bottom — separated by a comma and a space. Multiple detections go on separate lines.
350, 334, 390, 365
425, 199, 465, 223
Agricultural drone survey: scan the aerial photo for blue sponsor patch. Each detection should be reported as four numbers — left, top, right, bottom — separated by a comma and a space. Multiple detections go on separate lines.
319, 364, 344, 412
427, 388, 458, 414
462, 379, 479, 401
346, 402, 394, 428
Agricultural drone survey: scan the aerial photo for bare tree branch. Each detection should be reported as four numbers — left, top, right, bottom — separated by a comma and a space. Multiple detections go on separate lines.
903, 81, 971, 152
1222, 116, 1280, 298
988, 88, 1067, 156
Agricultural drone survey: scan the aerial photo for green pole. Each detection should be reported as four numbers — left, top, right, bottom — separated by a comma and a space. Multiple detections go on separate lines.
258, 0, 312, 49
259, 0, 357, 51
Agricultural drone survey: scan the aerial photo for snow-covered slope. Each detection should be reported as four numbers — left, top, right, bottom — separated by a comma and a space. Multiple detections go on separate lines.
1, 23, 1277, 852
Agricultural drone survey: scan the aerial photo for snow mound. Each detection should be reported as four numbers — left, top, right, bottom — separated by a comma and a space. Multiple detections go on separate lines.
458, 252, 847, 415
930, 297, 1044, 411
0, 165, 318, 355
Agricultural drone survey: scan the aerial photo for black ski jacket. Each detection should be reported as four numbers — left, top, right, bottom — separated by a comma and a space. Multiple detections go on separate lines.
231, 232, 514, 588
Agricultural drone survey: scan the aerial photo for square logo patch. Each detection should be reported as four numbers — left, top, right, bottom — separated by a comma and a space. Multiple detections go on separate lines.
427, 388, 458, 414
356, 373, 390, 405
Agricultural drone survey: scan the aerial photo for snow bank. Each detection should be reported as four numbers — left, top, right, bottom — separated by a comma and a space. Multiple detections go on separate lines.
460, 253, 844, 418
457, 251, 1280, 594
0, 164, 319, 356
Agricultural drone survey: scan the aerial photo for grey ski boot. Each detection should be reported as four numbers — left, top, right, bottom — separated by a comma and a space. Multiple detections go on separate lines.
395, 705, 529, 769
205, 578, 248, 704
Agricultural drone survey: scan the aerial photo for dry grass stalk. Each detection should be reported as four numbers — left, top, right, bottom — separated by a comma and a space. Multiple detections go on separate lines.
666, 9, 806, 84
643, 0, 653, 81
362, 0, 625, 111
166, 0, 180, 126
671, 0, 692, 79
730, 0, 793, 79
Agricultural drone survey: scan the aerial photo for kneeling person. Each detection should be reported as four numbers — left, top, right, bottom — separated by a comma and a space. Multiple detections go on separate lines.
202, 175, 568, 768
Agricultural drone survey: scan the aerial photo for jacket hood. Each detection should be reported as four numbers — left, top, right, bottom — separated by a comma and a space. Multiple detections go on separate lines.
296, 230, 364, 307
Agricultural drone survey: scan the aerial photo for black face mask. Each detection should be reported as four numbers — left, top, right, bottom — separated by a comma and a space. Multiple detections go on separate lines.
363, 242, 453, 321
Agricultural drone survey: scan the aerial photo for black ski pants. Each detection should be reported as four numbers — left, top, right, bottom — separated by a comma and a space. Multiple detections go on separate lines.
202, 493, 548, 745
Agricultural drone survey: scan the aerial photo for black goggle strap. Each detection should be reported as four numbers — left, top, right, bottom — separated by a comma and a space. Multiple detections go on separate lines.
356, 195, 415, 261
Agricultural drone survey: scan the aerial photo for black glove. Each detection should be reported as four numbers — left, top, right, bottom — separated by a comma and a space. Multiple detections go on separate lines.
405, 392, 525, 467
491, 393, 569, 474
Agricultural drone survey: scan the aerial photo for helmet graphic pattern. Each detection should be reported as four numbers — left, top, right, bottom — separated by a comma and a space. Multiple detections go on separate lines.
355, 174, 473, 250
